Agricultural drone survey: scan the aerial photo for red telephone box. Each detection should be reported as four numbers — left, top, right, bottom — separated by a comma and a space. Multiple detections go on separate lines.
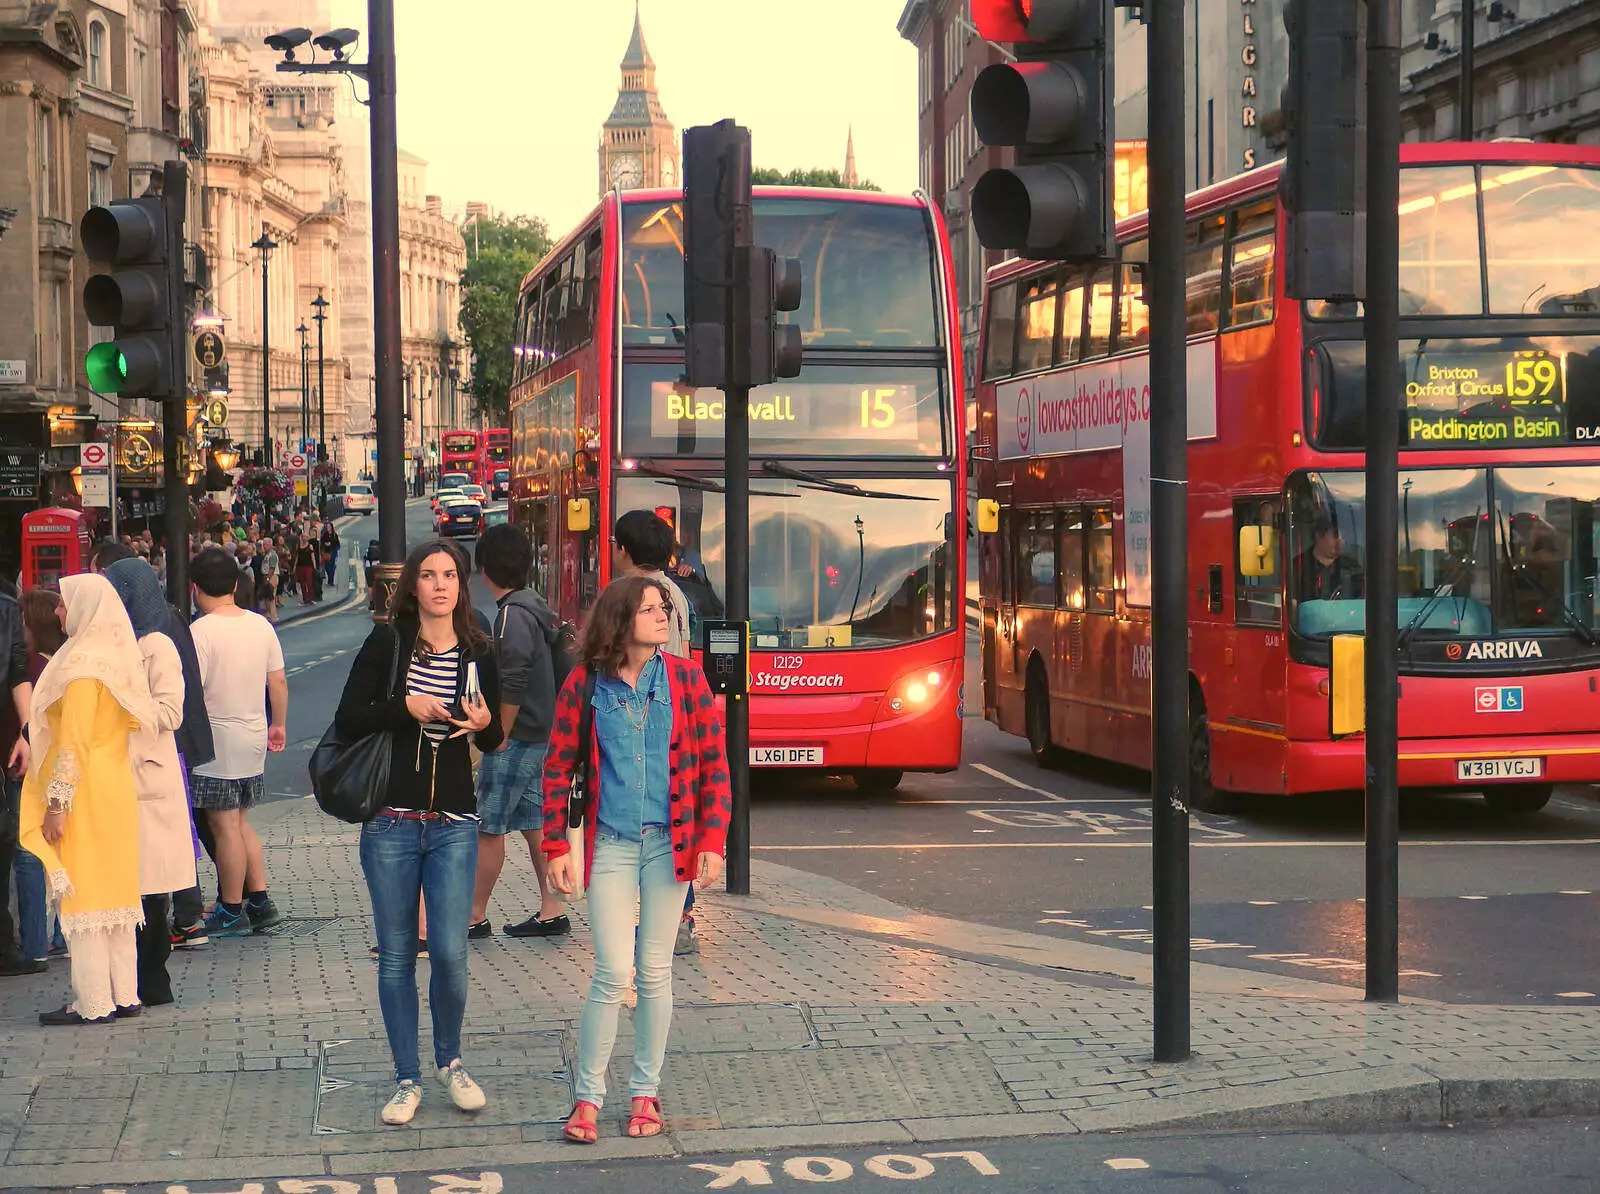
21, 507, 92, 591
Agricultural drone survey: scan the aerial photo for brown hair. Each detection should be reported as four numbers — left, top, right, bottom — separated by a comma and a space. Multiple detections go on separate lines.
580, 575, 666, 676
21, 588, 66, 656
391, 538, 487, 657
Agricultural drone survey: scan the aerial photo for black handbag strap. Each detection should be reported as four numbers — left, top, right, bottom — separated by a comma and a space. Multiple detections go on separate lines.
568, 667, 597, 827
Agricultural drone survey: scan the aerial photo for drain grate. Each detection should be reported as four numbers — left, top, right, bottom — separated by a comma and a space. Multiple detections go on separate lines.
256, 916, 342, 938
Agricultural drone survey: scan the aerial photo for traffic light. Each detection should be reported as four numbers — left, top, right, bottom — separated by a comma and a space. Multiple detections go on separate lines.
1280, 0, 1367, 301
682, 120, 752, 389
81, 195, 183, 398
741, 246, 803, 387
969, 0, 1115, 261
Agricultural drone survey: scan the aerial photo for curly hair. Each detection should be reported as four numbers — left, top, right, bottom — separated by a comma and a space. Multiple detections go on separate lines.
391, 539, 487, 657
580, 575, 667, 676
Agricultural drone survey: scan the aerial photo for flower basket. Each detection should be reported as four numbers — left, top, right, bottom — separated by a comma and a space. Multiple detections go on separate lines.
239, 467, 294, 501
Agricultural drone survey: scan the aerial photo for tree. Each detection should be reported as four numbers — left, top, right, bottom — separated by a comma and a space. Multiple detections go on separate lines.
459, 213, 553, 421
751, 166, 881, 191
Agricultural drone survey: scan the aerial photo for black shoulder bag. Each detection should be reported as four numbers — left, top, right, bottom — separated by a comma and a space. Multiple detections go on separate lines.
564, 668, 597, 896
309, 634, 401, 824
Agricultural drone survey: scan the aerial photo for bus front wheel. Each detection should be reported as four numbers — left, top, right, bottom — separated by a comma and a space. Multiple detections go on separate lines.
855, 769, 904, 794
1482, 783, 1552, 815
1188, 700, 1234, 815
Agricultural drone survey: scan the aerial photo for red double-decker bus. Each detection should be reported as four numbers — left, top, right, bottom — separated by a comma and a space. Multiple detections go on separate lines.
440, 430, 482, 488
508, 186, 967, 789
484, 428, 510, 496
975, 141, 1600, 815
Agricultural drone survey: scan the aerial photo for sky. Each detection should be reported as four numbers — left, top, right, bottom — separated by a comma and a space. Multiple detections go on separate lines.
326, 0, 921, 235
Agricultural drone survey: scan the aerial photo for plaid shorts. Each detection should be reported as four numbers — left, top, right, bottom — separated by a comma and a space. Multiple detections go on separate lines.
476, 739, 546, 835
189, 772, 266, 811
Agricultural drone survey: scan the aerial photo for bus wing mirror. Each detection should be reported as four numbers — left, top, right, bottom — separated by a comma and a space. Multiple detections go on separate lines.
1238, 524, 1277, 577
977, 498, 1000, 534
1329, 633, 1365, 737
567, 497, 592, 533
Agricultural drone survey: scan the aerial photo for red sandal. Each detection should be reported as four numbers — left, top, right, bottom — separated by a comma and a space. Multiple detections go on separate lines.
563, 1100, 599, 1144
627, 1096, 664, 1138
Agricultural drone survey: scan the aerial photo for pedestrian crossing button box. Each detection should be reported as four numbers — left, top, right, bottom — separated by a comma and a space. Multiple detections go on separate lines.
703, 620, 748, 697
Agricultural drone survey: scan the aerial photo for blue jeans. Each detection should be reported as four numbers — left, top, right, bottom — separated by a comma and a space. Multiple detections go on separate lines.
359, 812, 478, 1083
574, 826, 690, 1108
13, 847, 60, 960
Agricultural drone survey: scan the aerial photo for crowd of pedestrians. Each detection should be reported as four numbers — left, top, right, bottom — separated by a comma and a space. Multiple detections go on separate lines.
2, 506, 730, 1144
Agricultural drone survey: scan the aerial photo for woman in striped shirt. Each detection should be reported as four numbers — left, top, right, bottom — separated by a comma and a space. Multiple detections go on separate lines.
334, 539, 503, 1126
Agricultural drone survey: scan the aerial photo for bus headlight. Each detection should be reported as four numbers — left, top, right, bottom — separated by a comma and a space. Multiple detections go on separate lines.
887, 669, 946, 713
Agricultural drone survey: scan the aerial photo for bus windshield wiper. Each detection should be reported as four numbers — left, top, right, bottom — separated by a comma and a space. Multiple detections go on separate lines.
630, 460, 793, 498
760, 460, 936, 501
1496, 508, 1598, 647
1398, 554, 1480, 651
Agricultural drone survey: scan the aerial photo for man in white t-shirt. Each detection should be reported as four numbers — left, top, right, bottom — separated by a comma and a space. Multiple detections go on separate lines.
189, 548, 289, 939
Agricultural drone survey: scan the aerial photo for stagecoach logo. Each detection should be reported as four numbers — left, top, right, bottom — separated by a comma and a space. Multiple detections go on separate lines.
1015, 387, 1032, 453
1448, 640, 1545, 661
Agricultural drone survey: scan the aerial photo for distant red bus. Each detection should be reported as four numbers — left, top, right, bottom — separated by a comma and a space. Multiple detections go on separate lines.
484, 428, 510, 496
974, 141, 1600, 816
508, 186, 967, 789
440, 430, 481, 488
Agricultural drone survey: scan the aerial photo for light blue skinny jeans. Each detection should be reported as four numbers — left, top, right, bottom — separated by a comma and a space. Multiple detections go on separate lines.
573, 825, 690, 1108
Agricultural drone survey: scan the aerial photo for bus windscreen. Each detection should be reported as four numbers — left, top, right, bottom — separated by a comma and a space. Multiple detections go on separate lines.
621, 198, 942, 350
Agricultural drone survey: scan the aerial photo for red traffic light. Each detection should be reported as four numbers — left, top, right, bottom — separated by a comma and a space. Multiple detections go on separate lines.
973, 0, 1095, 43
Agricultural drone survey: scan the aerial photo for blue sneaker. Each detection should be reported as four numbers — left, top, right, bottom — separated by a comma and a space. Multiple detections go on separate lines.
202, 905, 253, 938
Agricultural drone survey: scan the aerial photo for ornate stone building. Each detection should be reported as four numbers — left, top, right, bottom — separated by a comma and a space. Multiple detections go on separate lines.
597, 4, 678, 196
397, 148, 467, 478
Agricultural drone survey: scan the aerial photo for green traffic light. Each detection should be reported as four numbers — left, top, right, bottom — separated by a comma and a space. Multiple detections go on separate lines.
85, 342, 128, 392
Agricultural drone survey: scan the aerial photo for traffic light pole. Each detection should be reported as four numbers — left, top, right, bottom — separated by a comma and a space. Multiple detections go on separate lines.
1147, 0, 1191, 1062
161, 160, 190, 610
724, 379, 751, 895
1365, 0, 1403, 1004
368, 0, 407, 615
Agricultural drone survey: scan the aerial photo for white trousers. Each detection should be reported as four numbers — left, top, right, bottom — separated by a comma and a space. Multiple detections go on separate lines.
66, 925, 138, 1020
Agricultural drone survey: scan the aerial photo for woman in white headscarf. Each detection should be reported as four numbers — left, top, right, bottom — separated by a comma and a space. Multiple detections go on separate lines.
19, 573, 155, 1025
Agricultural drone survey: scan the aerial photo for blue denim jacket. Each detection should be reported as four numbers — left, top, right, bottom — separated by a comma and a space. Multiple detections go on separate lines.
593, 652, 673, 838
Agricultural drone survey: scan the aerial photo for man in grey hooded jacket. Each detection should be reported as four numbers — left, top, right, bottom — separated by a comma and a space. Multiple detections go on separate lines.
470, 525, 568, 939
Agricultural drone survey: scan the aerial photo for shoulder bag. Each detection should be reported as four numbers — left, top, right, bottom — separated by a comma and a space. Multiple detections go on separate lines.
565, 668, 598, 898
309, 634, 400, 824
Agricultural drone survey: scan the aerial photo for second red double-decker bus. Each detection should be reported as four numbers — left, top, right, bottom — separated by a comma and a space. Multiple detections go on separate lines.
484, 428, 510, 496
508, 186, 967, 789
440, 430, 482, 488
975, 141, 1600, 815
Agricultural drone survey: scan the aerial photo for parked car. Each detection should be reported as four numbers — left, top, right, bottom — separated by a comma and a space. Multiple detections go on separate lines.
491, 469, 510, 500
435, 496, 483, 539
341, 482, 376, 513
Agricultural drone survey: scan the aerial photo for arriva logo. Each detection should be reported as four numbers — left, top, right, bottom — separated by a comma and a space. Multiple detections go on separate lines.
1463, 640, 1544, 661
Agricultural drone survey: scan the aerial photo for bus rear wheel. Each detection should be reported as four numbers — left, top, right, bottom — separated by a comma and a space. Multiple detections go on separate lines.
1482, 783, 1553, 815
855, 769, 904, 794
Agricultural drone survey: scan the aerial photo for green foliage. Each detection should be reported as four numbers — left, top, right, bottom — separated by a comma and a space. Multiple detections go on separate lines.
459, 213, 553, 421
751, 166, 881, 191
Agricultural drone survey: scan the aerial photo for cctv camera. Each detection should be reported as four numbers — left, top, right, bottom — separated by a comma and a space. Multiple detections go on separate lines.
264, 27, 312, 58
312, 28, 361, 60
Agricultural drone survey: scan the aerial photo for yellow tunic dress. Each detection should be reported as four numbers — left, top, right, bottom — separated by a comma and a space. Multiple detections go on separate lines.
19, 677, 143, 934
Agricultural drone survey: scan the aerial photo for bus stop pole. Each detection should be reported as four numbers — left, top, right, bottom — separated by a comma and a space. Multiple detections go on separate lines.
1364, 0, 1403, 1004
725, 383, 751, 896
1148, 0, 1191, 1062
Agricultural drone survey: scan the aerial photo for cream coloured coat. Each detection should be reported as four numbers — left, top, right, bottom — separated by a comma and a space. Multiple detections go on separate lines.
133, 632, 199, 896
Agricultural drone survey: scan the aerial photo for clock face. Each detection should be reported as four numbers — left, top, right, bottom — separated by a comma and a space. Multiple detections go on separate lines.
662, 156, 677, 186
610, 154, 643, 188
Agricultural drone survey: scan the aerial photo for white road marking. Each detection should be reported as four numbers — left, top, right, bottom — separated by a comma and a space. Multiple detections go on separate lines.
1560, 890, 1592, 895
968, 762, 1069, 802
1248, 900, 1278, 905
1459, 895, 1489, 900
1555, 991, 1597, 998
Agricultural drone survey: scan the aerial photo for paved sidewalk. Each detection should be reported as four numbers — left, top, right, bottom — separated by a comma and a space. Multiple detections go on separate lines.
0, 797, 1596, 1186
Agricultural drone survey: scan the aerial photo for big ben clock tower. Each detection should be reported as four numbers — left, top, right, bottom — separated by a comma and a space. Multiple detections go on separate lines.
598, 3, 679, 196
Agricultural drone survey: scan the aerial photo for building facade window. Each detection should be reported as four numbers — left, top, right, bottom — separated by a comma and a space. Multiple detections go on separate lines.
89, 160, 111, 207
88, 18, 108, 88
918, 43, 931, 113
37, 106, 54, 217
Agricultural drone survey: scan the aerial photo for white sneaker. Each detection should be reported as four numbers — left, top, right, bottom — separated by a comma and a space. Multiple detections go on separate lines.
381, 1080, 422, 1125
437, 1059, 486, 1112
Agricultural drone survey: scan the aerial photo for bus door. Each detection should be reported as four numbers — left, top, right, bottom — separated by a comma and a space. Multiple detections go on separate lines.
1223, 497, 1289, 783
993, 504, 1024, 700
527, 498, 554, 600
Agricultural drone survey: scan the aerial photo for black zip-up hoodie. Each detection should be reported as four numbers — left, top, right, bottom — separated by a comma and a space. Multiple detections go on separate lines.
333, 618, 503, 815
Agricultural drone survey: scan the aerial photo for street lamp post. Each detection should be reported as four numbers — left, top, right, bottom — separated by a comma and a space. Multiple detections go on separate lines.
266, 4, 403, 617
253, 232, 278, 464
297, 321, 310, 457
312, 291, 329, 467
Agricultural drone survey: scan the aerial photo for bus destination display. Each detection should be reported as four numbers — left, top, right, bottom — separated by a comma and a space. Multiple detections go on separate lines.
1405, 349, 1566, 446
649, 380, 924, 442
